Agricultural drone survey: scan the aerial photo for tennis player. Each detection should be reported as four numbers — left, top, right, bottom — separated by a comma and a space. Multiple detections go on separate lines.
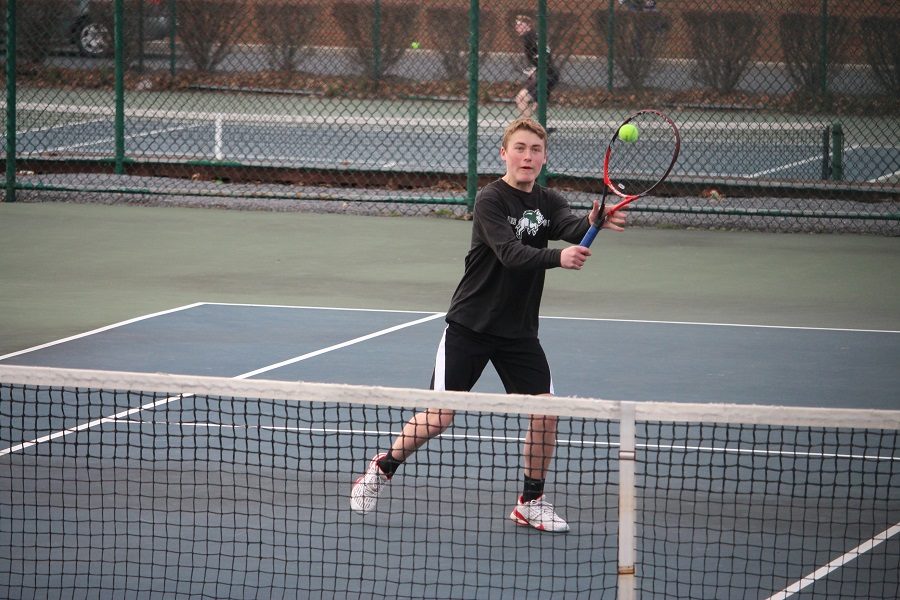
350, 118, 627, 532
514, 15, 560, 120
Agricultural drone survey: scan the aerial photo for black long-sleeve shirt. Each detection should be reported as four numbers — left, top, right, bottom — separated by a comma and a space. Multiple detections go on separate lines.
522, 30, 560, 84
445, 179, 590, 339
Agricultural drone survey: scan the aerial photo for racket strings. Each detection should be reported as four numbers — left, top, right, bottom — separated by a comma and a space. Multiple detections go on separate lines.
607, 114, 679, 197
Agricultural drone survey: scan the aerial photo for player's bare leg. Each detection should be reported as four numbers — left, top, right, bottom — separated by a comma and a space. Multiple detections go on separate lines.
523, 412, 557, 479
516, 89, 535, 118
509, 400, 569, 532
351, 408, 455, 514
390, 408, 455, 461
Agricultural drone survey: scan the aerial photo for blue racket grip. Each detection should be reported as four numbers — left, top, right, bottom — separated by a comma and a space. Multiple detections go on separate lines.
579, 224, 601, 248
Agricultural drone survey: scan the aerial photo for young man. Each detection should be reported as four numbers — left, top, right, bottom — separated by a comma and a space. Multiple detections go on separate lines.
350, 118, 626, 532
514, 15, 561, 120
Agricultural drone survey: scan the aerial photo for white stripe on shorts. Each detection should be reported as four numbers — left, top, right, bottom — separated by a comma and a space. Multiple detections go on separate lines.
433, 325, 448, 391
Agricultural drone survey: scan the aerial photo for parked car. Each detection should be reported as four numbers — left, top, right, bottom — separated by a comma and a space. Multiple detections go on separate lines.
0, 0, 171, 58
69, 0, 171, 57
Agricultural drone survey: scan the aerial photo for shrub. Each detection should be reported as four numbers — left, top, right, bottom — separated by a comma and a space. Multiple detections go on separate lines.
255, 2, 321, 73
595, 8, 670, 90
425, 7, 497, 81
332, 2, 419, 83
178, 0, 250, 72
778, 13, 851, 96
682, 11, 761, 94
858, 17, 899, 95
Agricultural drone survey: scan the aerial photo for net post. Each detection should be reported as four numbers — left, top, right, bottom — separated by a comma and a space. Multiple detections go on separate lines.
214, 116, 225, 161
821, 124, 831, 180
618, 401, 637, 600
830, 122, 843, 181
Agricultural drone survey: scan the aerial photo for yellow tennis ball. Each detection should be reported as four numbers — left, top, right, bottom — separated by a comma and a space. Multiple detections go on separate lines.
618, 123, 639, 143
410, 41, 420, 50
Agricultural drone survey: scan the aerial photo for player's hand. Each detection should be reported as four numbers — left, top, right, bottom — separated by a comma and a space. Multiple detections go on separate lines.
588, 199, 627, 232
588, 199, 603, 227
603, 205, 627, 231
561, 245, 591, 270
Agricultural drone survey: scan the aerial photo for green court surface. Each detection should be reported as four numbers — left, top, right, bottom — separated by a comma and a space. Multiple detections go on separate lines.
1, 201, 898, 358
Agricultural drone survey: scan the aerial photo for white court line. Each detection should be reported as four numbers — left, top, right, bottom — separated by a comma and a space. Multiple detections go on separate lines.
5, 301, 889, 366
0, 311, 445, 457
0, 303, 442, 362
10, 101, 835, 133
871, 168, 900, 183
18, 117, 108, 135
202, 301, 443, 315
764, 523, 900, 600
101, 420, 607, 447
235, 312, 444, 380
747, 143, 862, 179
0, 302, 207, 361
542, 315, 900, 335
119, 302, 900, 335
747, 153, 829, 178
41, 124, 205, 154
97, 419, 900, 462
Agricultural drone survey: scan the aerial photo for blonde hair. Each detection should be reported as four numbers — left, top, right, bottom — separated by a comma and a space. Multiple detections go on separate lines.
501, 118, 547, 149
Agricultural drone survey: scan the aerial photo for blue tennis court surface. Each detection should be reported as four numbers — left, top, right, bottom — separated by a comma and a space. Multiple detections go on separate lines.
3, 302, 897, 407
1, 302, 898, 599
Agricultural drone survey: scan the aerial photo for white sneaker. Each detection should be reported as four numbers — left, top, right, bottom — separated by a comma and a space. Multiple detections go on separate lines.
350, 453, 389, 514
509, 495, 570, 532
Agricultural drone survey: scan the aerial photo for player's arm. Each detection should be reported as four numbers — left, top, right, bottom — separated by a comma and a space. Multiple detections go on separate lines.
549, 194, 626, 245
585, 198, 628, 232
559, 246, 591, 270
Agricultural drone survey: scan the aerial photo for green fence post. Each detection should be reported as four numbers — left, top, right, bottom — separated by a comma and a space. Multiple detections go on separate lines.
372, 0, 382, 81
607, 0, 615, 92
819, 0, 829, 97
466, 0, 480, 213
537, 0, 548, 186
168, 0, 177, 78
137, 0, 145, 72
115, 0, 125, 174
5, 0, 16, 202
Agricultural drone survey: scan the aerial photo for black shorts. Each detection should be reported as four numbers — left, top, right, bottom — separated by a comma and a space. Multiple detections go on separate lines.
430, 321, 554, 395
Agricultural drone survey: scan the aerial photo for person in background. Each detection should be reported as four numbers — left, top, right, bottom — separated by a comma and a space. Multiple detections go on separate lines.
513, 15, 560, 122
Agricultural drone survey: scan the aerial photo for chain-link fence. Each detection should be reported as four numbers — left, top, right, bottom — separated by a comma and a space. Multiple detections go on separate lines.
2, 0, 898, 232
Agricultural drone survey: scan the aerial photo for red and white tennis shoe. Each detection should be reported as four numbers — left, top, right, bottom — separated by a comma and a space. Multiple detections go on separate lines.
350, 452, 390, 514
509, 495, 570, 532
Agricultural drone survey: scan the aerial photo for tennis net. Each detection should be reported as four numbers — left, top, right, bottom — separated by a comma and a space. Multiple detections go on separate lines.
1, 365, 898, 599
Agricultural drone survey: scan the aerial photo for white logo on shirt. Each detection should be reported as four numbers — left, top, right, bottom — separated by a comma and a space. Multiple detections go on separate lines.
511, 209, 547, 239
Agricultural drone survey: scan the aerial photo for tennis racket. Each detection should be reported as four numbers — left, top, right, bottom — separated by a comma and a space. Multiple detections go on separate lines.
579, 109, 680, 247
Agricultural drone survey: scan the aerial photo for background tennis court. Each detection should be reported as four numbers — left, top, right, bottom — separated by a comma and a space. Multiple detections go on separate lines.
5, 0, 899, 234
13, 93, 900, 184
